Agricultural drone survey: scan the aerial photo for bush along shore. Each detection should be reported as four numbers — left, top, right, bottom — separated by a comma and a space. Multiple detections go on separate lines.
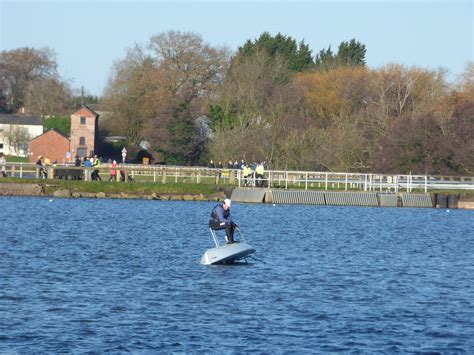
0, 178, 232, 201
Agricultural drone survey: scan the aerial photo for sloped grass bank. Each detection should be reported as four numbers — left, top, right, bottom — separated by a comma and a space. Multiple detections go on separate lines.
0, 177, 231, 200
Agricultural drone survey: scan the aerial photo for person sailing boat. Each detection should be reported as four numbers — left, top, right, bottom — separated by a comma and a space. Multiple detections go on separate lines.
209, 198, 238, 244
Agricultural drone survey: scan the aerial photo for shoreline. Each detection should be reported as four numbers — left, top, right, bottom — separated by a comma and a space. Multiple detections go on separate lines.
0, 181, 230, 202
1, 181, 474, 209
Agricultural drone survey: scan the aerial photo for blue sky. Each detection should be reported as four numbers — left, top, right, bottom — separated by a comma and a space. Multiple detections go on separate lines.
1, 0, 472, 96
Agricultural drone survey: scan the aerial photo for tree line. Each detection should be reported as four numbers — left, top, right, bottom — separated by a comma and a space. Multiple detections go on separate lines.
0, 47, 98, 116
1, 32, 473, 175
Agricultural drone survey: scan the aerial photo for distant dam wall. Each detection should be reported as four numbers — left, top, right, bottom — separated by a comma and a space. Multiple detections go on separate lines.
231, 188, 471, 209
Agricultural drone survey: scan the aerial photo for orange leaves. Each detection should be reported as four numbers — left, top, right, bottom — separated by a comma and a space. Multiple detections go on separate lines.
294, 67, 369, 121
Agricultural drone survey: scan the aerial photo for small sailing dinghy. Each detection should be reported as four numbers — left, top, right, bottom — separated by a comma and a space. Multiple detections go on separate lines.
201, 227, 255, 265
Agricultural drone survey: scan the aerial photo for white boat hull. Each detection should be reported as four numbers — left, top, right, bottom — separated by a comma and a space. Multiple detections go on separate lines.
201, 242, 255, 265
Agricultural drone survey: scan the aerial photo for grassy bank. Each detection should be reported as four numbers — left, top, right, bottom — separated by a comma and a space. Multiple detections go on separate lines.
46, 180, 224, 195
4, 156, 29, 163
1, 177, 474, 199
0, 177, 230, 196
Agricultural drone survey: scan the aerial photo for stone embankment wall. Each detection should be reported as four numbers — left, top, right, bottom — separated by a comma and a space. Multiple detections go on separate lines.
434, 193, 474, 210
0, 183, 44, 196
0, 182, 227, 201
231, 188, 474, 210
52, 189, 227, 201
458, 200, 474, 209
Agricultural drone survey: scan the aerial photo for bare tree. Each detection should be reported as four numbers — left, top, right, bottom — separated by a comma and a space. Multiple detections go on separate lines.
458, 61, 474, 99
207, 50, 308, 167
5, 125, 31, 155
0, 47, 59, 112
148, 31, 230, 99
24, 78, 72, 116
367, 64, 447, 120
104, 32, 231, 163
104, 45, 154, 147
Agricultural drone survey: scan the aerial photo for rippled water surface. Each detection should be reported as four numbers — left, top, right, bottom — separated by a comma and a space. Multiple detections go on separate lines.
1, 196, 474, 352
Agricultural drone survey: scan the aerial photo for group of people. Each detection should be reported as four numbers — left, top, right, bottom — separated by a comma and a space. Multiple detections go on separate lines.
208, 159, 266, 171
75, 155, 131, 182
208, 159, 267, 187
208, 160, 245, 170
78, 155, 103, 181
241, 162, 266, 187
33, 154, 130, 182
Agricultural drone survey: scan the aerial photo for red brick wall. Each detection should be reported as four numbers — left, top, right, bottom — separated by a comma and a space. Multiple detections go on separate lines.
70, 108, 98, 158
29, 130, 69, 164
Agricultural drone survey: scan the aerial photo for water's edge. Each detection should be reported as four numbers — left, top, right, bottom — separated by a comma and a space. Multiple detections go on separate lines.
0, 182, 228, 201
1, 182, 474, 210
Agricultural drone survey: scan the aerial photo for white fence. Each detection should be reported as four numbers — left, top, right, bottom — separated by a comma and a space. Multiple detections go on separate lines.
1, 162, 474, 192
237, 170, 474, 192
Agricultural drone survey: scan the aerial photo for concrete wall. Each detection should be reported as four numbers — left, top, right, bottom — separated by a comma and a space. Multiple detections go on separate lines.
458, 201, 474, 210
232, 188, 437, 208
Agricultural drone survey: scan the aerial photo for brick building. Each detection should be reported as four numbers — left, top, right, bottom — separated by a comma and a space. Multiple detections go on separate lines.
70, 106, 99, 158
29, 129, 70, 163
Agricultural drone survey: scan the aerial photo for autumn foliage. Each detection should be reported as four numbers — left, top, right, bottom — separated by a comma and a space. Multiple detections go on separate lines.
2, 33, 473, 175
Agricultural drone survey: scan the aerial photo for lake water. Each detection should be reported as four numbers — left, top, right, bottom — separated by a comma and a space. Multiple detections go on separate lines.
1, 196, 473, 352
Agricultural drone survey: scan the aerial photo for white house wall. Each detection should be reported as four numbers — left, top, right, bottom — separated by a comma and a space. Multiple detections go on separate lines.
0, 123, 43, 157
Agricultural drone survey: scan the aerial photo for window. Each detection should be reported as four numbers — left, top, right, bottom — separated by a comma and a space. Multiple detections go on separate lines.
80, 116, 86, 124
0, 143, 3, 149
79, 137, 86, 145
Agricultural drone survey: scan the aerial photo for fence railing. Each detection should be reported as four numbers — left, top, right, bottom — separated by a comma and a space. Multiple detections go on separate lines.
1, 162, 474, 192
237, 170, 474, 192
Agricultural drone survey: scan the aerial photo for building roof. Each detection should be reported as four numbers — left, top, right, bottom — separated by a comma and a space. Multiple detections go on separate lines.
86, 104, 111, 112
30, 128, 70, 141
0, 113, 42, 126
72, 105, 99, 118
